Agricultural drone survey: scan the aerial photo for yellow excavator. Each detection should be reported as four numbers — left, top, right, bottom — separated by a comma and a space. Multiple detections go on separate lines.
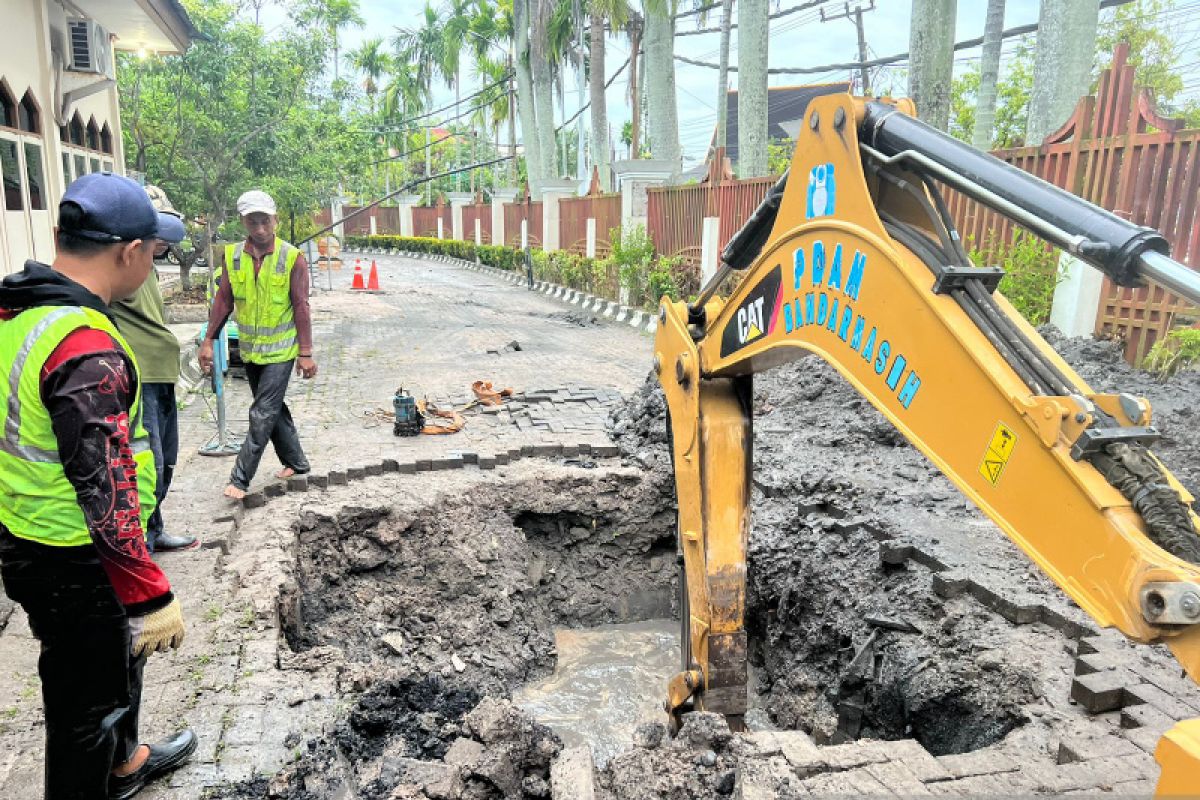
654, 92, 1200, 795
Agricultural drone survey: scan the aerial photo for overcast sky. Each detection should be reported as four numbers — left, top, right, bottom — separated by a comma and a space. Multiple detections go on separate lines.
265, 0, 1200, 170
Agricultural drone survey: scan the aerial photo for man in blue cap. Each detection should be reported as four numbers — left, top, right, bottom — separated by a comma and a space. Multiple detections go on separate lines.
112, 194, 198, 553
0, 172, 196, 799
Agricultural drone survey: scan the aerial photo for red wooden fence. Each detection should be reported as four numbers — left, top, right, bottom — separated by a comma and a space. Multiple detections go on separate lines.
943, 44, 1200, 364
646, 176, 776, 268
412, 204, 452, 238
560, 193, 622, 256
462, 203, 492, 243
503, 199, 543, 248
314, 205, 401, 235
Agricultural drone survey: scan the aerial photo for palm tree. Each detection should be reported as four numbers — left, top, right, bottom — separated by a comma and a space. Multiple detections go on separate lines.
346, 37, 391, 113
468, 1, 515, 188
974, 0, 1006, 150
641, 0, 680, 179
441, 0, 475, 190
395, 3, 447, 102
531, 0, 560, 182
714, 0, 733, 150
299, 0, 364, 80
588, 0, 630, 189
738, 0, 770, 176
512, 0, 543, 191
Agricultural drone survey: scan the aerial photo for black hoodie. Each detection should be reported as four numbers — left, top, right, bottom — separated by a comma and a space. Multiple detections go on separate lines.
0, 260, 115, 320
0, 260, 171, 614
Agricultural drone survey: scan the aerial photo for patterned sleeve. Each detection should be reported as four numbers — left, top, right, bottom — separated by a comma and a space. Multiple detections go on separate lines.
40, 328, 173, 614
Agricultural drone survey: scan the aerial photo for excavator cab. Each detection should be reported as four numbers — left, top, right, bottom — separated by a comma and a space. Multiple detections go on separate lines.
654, 93, 1200, 794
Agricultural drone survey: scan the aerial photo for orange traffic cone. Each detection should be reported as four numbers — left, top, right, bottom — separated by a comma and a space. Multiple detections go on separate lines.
366, 260, 381, 291
351, 259, 365, 290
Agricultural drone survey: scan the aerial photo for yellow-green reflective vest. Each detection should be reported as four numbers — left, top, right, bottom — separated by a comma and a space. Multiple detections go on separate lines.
0, 305, 157, 547
224, 239, 301, 364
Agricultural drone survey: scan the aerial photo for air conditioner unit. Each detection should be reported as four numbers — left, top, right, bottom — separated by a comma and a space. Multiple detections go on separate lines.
65, 18, 114, 80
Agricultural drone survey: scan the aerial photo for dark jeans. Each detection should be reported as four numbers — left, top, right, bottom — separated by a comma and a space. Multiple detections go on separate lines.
0, 530, 144, 800
141, 383, 178, 551
230, 360, 309, 490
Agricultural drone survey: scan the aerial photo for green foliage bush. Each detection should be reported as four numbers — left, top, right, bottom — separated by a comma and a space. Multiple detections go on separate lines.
968, 231, 1063, 325
1143, 327, 1200, 378
347, 229, 691, 310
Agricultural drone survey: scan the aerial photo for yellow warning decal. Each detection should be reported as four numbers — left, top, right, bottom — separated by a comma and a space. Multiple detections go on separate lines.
979, 422, 1017, 486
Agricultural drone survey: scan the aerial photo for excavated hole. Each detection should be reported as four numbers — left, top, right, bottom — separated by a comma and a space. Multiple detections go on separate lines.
274, 460, 1032, 791
277, 471, 680, 766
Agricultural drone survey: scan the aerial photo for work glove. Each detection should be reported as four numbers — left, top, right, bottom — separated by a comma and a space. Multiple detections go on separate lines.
129, 597, 186, 657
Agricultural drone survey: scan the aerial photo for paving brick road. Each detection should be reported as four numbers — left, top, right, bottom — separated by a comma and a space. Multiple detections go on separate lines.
0, 252, 654, 798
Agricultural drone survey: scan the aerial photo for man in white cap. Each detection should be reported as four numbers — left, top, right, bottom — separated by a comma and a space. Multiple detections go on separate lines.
199, 190, 316, 500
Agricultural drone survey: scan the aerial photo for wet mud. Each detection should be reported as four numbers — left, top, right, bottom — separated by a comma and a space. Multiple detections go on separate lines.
211, 330, 1199, 798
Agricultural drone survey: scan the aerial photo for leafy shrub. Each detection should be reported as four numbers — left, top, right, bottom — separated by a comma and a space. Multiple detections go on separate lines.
1143, 327, 1200, 378
346, 229, 684, 310
609, 225, 656, 305
969, 231, 1062, 325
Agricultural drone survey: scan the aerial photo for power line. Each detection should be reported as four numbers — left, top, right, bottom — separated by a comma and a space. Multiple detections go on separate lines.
674, 0, 1135, 75
298, 155, 514, 246
675, 0, 830, 37
556, 54, 633, 131
367, 71, 513, 132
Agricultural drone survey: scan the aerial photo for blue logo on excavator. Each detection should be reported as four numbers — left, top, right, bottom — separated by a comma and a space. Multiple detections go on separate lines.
806, 163, 836, 219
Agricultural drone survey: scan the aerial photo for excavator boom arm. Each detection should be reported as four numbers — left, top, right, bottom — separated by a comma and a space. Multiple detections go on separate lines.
654, 93, 1200, 793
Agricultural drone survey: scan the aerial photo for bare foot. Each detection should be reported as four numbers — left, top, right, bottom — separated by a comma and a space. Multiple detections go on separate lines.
276, 467, 296, 480
224, 485, 246, 500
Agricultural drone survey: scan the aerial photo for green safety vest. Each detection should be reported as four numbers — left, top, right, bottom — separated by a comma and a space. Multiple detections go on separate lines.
0, 305, 156, 547
224, 239, 301, 364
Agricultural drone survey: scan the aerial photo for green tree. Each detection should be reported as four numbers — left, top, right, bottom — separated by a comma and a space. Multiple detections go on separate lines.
1096, 0, 1200, 127
949, 44, 1034, 149
119, 0, 359, 287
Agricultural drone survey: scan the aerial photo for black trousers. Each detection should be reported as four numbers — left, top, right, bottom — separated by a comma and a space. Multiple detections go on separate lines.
0, 530, 144, 800
230, 360, 310, 490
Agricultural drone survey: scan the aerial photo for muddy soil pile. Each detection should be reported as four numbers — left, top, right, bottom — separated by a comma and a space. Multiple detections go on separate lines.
607, 330, 1200, 758
221, 471, 677, 799
208, 682, 562, 800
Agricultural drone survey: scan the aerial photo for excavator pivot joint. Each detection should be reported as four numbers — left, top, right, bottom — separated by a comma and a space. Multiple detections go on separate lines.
1141, 582, 1200, 625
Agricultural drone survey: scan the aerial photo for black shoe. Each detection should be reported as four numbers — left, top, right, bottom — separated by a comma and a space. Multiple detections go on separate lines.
155, 533, 199, 552
109, 729, 198, 800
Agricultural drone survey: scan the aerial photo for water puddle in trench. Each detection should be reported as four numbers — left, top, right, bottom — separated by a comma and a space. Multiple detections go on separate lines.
513, 619, 678, 766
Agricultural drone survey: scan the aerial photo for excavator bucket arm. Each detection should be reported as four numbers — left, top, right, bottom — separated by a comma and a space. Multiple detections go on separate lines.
654, 93, 1200, 794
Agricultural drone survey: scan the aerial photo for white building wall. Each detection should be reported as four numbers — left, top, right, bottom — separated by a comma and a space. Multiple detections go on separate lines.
1, 0, 126, 274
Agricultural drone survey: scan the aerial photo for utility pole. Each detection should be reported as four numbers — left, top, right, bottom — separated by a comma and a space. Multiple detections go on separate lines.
821, 1, 876, 96
425, 126, 432, 206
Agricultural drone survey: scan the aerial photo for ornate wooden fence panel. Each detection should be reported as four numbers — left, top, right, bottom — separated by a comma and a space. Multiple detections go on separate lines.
315, 205, 401, 236
503, 199, 543, 248
412, 204, 452, 238
559, 193, 622, 256
646, 176, 776, 268
462, 203, 492, 243
943, 45, 1200, 364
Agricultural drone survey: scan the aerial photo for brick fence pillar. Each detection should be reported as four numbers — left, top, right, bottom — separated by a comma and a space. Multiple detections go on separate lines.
539, 179, 577, 253
394, 194, 422, 239
491, 187, 518, 248
447, 192, 472, 242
